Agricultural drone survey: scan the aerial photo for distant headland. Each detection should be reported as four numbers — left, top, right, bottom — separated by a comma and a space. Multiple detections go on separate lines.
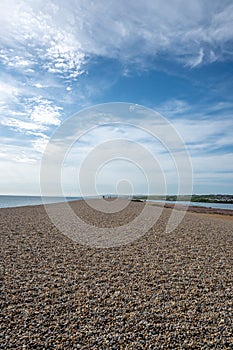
133, 194, 233, 204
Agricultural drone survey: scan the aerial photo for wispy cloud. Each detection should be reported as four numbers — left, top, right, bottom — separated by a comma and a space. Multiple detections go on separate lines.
156, 99, 191, 117
1, 93, 63, 130
156, 99, 233, 152
0, 1, 232, 194
1, 117, 47, 132
26, 97, 63, 126
0, 80, 19, 104
1, 0, 233, 77
188, 48, 204, 68
0, 1, 86, 80
0, 50, 35, 69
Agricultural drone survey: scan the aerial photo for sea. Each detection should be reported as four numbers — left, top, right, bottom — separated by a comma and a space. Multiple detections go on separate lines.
0, 195, 81, 209
0, 196, 233, 211
148, 200, 233, 211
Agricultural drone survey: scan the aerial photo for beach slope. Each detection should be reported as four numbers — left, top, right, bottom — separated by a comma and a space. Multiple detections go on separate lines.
1, 200, 233, 349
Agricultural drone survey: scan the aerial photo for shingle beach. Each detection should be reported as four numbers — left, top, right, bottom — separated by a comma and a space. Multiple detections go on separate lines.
1, 200, 233, 349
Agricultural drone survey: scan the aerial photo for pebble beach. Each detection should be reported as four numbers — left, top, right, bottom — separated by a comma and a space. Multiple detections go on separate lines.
1, 200, 233, 349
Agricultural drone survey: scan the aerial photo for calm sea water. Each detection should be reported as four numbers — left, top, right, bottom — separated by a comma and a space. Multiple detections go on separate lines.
149, 200, 233, 211
1, 196, 233, 211
0, 195, 81, 209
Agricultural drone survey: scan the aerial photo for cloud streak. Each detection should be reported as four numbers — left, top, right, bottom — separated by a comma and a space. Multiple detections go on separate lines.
1, 0, 233, 78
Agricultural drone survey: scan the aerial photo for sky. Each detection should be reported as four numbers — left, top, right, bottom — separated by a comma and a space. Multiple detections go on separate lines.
0, 0, 233, 196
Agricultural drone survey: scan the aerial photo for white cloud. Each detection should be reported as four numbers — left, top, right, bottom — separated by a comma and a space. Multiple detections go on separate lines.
0, 0, 232, 77
14, 155, 37, 163
0, 80, 19, 103
156, 99, 191, 117
61, 123, 233, 196
34, 83, 48, 89
0, 1, 86, 79
43, 40, 86, 78
188, 48, 204, 68
68, 0, 233, 66
156, 99, 233, 152
32, 136, 49, 153
0, 138, 41, 163
0, 52, 34, 68
1, 117, 47, 132
0, 1, 232, 194
0, 78, 63, 130
0, 89, 63, 155
27, 97, 63, 126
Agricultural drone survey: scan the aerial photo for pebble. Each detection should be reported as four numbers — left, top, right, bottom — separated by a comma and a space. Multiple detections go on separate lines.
1, 200, 233, 349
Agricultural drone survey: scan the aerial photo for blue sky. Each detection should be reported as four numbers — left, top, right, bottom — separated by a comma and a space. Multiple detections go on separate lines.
0, 0, 233, 195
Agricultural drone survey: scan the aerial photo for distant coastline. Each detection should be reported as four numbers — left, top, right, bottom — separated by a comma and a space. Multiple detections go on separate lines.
133, 194, 233, 204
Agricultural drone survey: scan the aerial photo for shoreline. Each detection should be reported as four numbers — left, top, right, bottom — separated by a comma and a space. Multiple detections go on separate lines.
1, 197, 233, 215
148, 201, 233, 218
